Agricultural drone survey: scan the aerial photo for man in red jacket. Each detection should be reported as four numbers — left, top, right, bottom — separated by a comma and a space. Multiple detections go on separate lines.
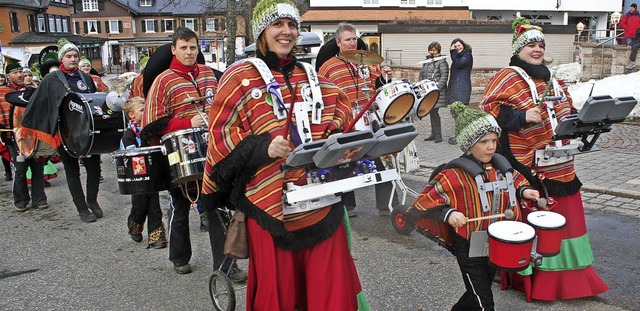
620, 3, 640, 46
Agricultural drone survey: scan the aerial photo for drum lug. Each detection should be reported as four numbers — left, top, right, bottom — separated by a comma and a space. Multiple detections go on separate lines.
530, 252, 543, 267
160, 145, 167, 155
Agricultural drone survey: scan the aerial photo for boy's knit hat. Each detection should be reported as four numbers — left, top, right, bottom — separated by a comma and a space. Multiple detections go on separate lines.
58, 38, 79, 60
79, 56, 91, 68
252, 0, 300, 40
450, 101, 501, 153
512, 17, 545, 55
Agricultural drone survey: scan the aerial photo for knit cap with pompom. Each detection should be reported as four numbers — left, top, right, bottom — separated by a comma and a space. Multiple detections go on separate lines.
79, 56, 91, 68
450, 101, 501, 153
252, 0, 301, 40
58, 38, 79, 60
512, 17, 545, 55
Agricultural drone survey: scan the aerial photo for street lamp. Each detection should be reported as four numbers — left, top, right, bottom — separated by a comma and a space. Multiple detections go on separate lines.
576, 22, 585, 41
611, 11, 622, 45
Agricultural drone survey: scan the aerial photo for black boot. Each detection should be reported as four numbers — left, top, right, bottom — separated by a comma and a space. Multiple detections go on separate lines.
424, 134, 436, 141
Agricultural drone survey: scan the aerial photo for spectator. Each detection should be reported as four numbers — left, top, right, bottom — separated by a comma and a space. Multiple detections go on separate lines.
447, 38, 473, 145
620, 3, 640, 46
419, 41, 448, 143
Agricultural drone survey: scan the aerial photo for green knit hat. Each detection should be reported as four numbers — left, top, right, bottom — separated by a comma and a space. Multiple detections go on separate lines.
512, 17, 545, 55
450, 101, 501, 153
79, 56, 91, 68
58, 38, 79, 60
252, 0, 301, 40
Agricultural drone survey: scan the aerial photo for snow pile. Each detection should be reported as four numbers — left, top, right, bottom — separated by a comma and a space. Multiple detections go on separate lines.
568, 71, 640, 119
552, 62, 581, 83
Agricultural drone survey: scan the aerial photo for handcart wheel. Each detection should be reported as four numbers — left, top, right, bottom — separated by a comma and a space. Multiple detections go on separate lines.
209, 270, 236, 311
391, 205, 415, 235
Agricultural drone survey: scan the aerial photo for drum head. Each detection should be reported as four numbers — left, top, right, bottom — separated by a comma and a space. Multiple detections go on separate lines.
488, 220, 535, 242
59, 93, 92, 157
416, 91, 439, 120
383, 93, 414, 125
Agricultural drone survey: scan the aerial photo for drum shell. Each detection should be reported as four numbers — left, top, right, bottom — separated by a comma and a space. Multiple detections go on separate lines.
161, 128, 207, 183
412, 79, 440, 119
527, 211, 566, 257
375, 81, 415, 125
59, 92, 125, 157
487, 221, 535, 272
113, 147, 167, 195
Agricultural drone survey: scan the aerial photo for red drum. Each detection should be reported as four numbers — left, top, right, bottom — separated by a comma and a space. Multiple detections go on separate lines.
412, 79, 440, 120
161, 127, 208, 183
375, 81, 416, 125
527, 211, 566, 257
112, 146, 167, 195
487, 221, 535, 271
59, 92, 125, 157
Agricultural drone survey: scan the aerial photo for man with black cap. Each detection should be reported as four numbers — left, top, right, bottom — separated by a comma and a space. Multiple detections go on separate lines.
1, 63, 48, 212
22, 38, 103, 223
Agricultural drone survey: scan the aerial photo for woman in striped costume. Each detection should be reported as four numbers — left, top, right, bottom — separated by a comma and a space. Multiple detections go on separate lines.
480, 17, 608, 301
201, 0, 361, 309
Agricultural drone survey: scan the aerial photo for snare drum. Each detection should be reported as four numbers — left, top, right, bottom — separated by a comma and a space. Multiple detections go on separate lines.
375, 81, 416, 125
487, 221, 535, 271
527, 211, 566, 257
412, 79, 440, 119
112, 146, 167, 195
161, 127, 208, 183
58, 92, 125, 157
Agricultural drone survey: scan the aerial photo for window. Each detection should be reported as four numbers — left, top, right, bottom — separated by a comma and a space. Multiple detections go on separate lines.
164, 19, 174, 32
74, 21, 80, 34
487, 15, 502, 21
363, 0, 379, 4
206, 18, 215, 32
9, 12, 19, 32
55, 16, 62, 32
37, 14, 46, 32
214, 18, 225, 31
87, 20, 99, 34
62, 17, 69, 33
400, 0, 415, 4
49, 16, 55, 32
184, 18, 195, 31
109, 20, 119, 33
144, 19, 155, 33
140, 0, 152, 6
426, 0, 442, 4
82, 0, 98, 12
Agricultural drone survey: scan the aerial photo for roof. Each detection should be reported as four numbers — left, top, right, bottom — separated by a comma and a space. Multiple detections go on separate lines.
113, 0, 226, 15
0, 0, 45, 9
301, 8, 470, 23
9, 32, 105, 45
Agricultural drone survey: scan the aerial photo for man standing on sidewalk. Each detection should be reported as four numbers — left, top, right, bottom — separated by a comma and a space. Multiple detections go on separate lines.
621, 4, 640, 46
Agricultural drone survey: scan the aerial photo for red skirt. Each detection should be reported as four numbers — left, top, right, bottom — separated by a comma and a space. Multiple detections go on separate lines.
501, 192, 608, 301
245, 217, 361, 311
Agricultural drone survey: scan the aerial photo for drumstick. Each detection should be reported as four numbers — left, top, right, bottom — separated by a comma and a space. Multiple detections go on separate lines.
466, 209, 514, 222
0, 129, 15, 132
343, 89, 381, 133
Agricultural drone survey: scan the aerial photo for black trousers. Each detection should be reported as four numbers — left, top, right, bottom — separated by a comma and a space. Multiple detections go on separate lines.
429, 107, 442, 138
7, 144, 47, 208
203, 198, 232, 272
451, 234, 496, 311
167, 186, 193, 266
129, 192, 164, 240
57, 146, 101, 212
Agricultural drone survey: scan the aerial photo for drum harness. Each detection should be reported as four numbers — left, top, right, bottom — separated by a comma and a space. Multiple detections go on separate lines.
242, 58, 344, 215
444, 153, 518, 224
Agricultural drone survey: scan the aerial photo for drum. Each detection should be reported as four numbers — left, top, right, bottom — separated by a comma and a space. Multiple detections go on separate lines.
13, 106, 58, 159
58, 92, 125, 157
527, 211, 566, 257
487, 221, 535, 271
161, 127, 208, 183
412, 79, 440, 119
375, 81, 416, 125
112, 146, 167, 195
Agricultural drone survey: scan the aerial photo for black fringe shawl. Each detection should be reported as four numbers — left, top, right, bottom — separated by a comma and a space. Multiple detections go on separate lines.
204, 133, 344, 250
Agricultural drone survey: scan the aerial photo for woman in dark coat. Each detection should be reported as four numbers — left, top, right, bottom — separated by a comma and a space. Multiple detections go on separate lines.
446, 38, 473, 144
419, 41, 448, 143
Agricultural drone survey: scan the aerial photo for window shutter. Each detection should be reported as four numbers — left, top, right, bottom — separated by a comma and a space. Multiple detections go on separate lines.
194, 20, 198, 32
83, 21, 88, 34
97, 21, 101, 33
98, 0, 105, 11
141, 20, 146, 32
105, 21, 110, 33
202, 19, 206, 32
181, 19, 185, 28
154, 20, 158, 31
161, 20, 165, 32
118, 21, 123, 33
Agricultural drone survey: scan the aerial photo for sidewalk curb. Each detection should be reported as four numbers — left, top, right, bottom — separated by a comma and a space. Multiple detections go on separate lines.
420, 163, 640, 200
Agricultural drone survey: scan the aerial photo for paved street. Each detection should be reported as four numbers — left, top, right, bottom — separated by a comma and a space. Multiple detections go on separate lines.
0, 74, 638, 310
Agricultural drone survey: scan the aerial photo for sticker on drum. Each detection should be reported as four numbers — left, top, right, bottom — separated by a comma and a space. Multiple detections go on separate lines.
168, 151, 180, 166
161, 128, 208, 183
487, 220, 535, 271
112, 146, 167, 195
375, 81, 416, 125
412, 79, 440, 119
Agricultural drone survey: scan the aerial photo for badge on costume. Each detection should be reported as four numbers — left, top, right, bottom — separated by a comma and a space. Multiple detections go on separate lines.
205, 88, 215, 104
358, 67, 370, 79
301, 84, 312, 102
242, 79, 250, 87
251, 88, 262, 100
76, 80, 88, 91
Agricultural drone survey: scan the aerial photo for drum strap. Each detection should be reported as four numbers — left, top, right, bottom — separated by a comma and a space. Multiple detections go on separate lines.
54, 70, 91, 93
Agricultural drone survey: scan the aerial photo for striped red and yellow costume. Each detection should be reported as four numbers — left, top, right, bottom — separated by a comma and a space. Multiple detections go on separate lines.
481, 67, 608, 301
318, 56, 383, 109
129, 74, 144, 99
202, 52, 361, 310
